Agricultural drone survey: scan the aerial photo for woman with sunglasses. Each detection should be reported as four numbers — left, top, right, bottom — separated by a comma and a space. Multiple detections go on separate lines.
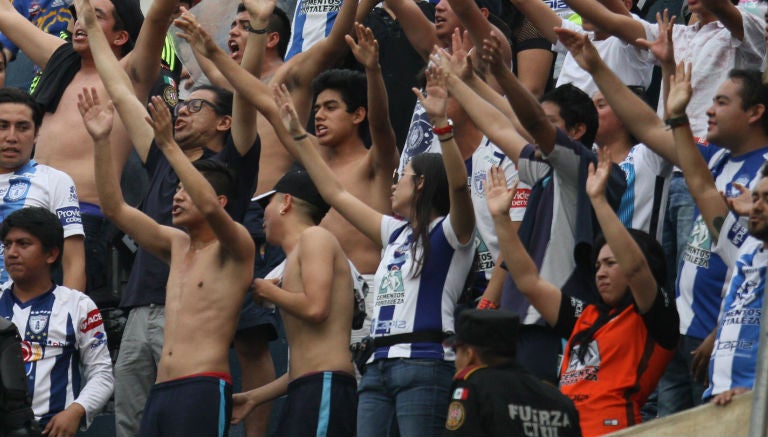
275, 65, 476, 437
486, 148, 679, 437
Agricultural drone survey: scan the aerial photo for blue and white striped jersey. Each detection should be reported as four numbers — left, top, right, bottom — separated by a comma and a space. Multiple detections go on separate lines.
705, 212, 766, 398
284, 0, 340, 60
677, 145, 768, 339
370, 215, 474, 362
0, 284, 113, 427
0, 160, 84, 284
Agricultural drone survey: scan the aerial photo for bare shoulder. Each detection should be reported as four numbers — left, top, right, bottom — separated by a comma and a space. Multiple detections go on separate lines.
300, 226, 340, 247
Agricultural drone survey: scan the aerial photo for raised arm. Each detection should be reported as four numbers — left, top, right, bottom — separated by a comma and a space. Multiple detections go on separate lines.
484, 31, 556, 153
563, 0, 647, 46
123, 0, 178, 101
587, 148, 658, 313
273, 84, 384, 244
556, 27, 678, 164
346, 23, 399, 175
486, 166, 561, 325
666, 62, 729, 239
79, 88, 175, 263
62, 237, 86, 292
508, 0, 562, 43
415, 66, 474, 243
75, 0, 154, 162
0, 0, 64, 68
700, 0, 745, 40
446, 0, 512, 64
146, 96, 255, 260
383, 0, 440, 60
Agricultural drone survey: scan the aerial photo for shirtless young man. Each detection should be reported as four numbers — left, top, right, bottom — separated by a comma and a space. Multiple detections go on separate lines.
233, 168, 357, 436
81, 89, 255, 436
0, 0, 177, 291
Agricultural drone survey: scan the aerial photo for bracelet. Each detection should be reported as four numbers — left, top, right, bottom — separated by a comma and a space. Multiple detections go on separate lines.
432, 118, 453, 135
438, 135, 454, 142
665, 114, 689, 129
477, 297, 500, 310
293, 133, 309, 141
247, 24, 269, 34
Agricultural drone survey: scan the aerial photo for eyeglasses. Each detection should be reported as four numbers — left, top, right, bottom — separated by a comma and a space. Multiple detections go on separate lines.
392, 169, 418, 185
173, 98, 221, 117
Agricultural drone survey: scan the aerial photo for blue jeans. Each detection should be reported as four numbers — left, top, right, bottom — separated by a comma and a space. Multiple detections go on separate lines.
661, 173, 696, 292
357, 358, 455, 437
656, 335, 708, 417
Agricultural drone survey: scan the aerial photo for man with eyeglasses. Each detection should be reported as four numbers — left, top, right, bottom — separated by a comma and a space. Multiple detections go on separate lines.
73, 0, 262, 435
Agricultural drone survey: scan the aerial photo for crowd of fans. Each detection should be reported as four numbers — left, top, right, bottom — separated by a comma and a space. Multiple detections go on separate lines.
0, 0, 766, 435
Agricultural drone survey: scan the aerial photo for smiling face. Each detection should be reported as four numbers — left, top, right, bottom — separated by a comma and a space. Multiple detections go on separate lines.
228, 10, 250, 64
594, 244, 630, 307
0, 103, 37, 174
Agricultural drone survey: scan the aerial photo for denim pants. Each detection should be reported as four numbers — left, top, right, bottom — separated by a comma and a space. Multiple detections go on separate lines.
357, 358, 455, 437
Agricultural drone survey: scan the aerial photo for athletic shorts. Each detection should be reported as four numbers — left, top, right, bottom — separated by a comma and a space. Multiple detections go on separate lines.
139, 373, 232, 437
274, 371, 357, 436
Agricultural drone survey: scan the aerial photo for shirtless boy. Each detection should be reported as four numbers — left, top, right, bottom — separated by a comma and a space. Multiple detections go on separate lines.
80, 89, 255, 437
232, 168, 357, 436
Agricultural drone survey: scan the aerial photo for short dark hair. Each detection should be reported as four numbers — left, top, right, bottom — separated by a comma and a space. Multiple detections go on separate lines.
541, 83, 598, 147
0, 88, 43, 129
0, 207, 64, 269
235, 4, 290, 59
728, 69, 768, 135
190, 84, 233, 116
312, 69, 368, 138
193, 159, 236, 200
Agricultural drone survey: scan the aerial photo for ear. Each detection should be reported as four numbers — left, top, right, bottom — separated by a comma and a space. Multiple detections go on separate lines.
217, 194, 228, 209
351, 106, 366, 126
280, 193, 293, 214
478, 7, 489, 18
414, 174, 425, 191
216, 115, 233, 132
45, 247, 60, 266
112, 29, 130, 49
466, 346, 481, 366
747, 104, 766, 127
568, 122, 588, 143
266, 31, 280, 50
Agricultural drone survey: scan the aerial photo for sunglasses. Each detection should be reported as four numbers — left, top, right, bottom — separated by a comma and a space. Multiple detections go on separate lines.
173, 98, 221, 117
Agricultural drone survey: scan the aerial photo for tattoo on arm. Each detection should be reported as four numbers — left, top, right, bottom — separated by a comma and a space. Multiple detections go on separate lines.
713, 215, 725, 239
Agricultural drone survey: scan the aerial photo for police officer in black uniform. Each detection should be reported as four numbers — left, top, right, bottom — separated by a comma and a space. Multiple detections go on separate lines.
0, 318, 40, 437
443, 309, 581, 437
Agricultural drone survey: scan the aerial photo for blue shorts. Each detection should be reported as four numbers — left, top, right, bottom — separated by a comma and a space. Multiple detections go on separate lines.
274, 371, 357, 437
139, 374, 232, 437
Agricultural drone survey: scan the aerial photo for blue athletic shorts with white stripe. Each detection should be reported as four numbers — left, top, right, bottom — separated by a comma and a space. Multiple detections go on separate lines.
275, 371, 357, 437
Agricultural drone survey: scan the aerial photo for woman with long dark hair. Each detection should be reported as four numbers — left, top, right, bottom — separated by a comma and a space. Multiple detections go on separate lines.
486, 148, 679, 437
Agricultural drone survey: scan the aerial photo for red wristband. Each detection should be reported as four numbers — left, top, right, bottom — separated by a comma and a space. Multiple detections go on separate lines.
432, 119, 453, 135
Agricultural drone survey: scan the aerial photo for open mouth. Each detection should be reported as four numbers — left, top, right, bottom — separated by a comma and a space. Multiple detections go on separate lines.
228, 40, 241, 58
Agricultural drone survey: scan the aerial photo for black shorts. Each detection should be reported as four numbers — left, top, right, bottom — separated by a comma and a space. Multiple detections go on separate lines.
139, 374, 232, 437
274, 371, 357, 437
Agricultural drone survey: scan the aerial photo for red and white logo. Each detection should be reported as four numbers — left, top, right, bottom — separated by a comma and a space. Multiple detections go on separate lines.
80, 309, 103, 333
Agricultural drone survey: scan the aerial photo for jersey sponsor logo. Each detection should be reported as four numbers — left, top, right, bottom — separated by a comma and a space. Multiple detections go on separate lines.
561, 340, 600, 385
445, 401, 466, 431
603, 419, 620, 427
727, 220, 749, 247
452, 387, 470, 400
472, 235, 494, 274
80, 309, 103, 333
28, 313, 49, 335
20, 340, 43, 362
508, 404, 573, 436
683, 216, 711, 268
510, 188, 530, 209
299, 0, 341, 14
5, 179, 30, 202
56, 206, 82, 226
91, 331, 107, 349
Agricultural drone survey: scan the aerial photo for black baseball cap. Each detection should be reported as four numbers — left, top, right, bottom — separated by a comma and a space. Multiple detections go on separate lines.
253, 168, 331, 217
444, 309, 520, 357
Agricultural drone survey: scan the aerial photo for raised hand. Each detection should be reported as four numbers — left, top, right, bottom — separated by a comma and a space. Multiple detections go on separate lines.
554, 27, 601, 73
484, 165, 517, 218
666, 61, 692, 117
481, 31, 507, 76
243, 0, 277, 23
273, 83, 304, 136
586, 147, 612, 201
636, 9, 676, 66
73, 0, 97, 28
174, 7, 220, 59
78, 87, 114, 142
725, 183, 752, 216
412, 63, 448, 123
345, 23, 380, 72
145, 95, 176, 149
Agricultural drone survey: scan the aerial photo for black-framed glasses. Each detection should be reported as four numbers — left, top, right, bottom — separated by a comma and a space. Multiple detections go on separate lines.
173, 98, 221, 117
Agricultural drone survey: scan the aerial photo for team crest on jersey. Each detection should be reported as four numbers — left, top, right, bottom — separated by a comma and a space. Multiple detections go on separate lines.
67, 186, 78, 203
473, 171, 486, 195
163, 85, 179, 107
5, 180, 30, 202
445, 401, 466, 430
28, 313, 49, 334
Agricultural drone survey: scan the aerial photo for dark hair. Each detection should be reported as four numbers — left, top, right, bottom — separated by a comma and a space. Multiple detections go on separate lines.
407, 153, 449, 276
192, 159, 236, 200
0, 207, 64, 270
474, 345, 516, 364
0, 88, 43, 129
236, 4, 290, 59
541, 83, 598, 147
291, 196, 326, 225
312, 69, 369, 138
189, 84, 233, 116
728, 69, 768, 135
762, 164, 768, 179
